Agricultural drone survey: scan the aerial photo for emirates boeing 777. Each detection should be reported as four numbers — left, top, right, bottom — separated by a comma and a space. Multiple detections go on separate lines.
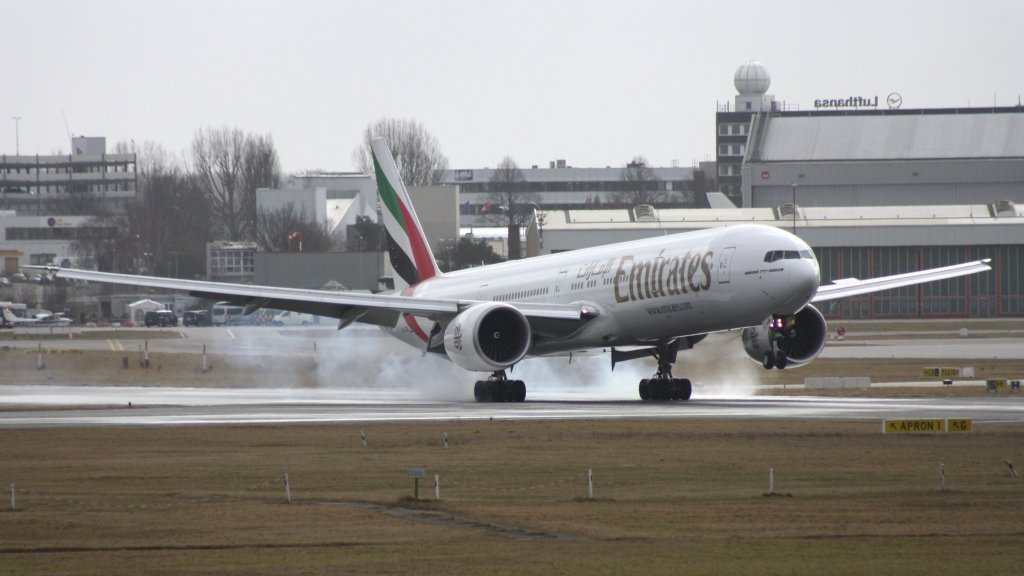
30, 139, 991, 402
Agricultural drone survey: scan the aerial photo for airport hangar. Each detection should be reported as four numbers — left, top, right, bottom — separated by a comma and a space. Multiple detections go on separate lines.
519, 62, 1024, 320
526, 203, 1024, 320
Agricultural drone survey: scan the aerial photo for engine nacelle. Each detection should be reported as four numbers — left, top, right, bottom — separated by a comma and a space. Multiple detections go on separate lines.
444, 302, 531, 372
742, 305, 827, 369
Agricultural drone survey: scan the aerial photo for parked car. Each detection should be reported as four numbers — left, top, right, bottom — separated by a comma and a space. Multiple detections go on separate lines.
211, 301, 244, 326
182, 310, 211, 327
144, 310, 179, 327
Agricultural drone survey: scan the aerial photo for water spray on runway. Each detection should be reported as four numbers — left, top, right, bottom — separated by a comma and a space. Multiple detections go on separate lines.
216, 325, 763, 401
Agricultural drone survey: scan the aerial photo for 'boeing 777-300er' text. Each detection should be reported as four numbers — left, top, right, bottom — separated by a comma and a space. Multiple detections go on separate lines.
29, 139, 992, 402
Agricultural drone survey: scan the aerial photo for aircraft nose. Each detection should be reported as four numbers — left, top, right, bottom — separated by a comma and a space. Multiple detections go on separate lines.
779, 258, 820, 314
798, 258, 820, 300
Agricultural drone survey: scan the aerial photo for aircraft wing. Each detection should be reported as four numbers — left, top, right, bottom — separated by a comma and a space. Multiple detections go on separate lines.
811, 259, 991, 303
30, 267, 592, 331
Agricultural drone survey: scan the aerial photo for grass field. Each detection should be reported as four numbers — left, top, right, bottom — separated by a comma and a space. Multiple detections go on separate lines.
1, 420, 1023, 575
1, 322, 1022, 573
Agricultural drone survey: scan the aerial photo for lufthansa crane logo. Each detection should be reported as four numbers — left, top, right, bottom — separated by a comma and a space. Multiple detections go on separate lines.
887, 92, 903, 109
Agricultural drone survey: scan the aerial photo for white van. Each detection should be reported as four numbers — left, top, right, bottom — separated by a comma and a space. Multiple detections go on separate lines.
211, 301, 245, 326
271, 310, 322, 326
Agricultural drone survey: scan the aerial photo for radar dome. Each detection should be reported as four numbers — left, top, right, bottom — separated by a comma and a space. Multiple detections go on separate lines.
734, 61, 771, 95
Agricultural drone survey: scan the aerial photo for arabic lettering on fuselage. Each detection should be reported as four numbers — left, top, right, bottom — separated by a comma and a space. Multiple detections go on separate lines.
575, 250, 715, 304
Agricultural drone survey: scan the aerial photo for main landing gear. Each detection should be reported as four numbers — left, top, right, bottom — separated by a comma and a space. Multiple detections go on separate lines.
473, 371, 526, 403
638, 342, 692, 402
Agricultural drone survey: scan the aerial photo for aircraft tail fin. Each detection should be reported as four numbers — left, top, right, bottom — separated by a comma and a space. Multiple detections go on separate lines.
370, 138, 441, 291
2, 307, 18, 325
706, 192, 738, 209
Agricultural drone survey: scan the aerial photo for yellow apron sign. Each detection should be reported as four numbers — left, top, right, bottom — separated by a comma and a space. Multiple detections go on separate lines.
947, 419, 973, 433
922, 367, 961, 378
883, 419, 973, 434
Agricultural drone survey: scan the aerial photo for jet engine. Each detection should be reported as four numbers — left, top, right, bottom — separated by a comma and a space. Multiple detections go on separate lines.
444, 302, 531, 372
741, 304, 827, 369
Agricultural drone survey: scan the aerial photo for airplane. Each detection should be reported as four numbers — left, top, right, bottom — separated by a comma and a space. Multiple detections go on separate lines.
2, 307, 73, 328
28, 138, 992, 402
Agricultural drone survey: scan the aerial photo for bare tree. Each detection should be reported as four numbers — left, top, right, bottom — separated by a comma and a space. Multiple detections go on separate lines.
42, 190, 106, 216
346, 215, 385, 252
125, 143, 213, 277
70, 214, 132, 272
484, 156, 540, 227
241, 134, 281, 237
191, 127, 281, 241
437, 236, 504, 272
253, 203, 337, 253
352, 118, 449, 186
613, 156, 666, 207
482, 156, 540, 259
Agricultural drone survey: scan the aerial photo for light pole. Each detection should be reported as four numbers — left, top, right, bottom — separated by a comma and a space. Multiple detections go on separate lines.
529, 202, 545, 253
790, 174, 805, 235
12, 116, 21, 155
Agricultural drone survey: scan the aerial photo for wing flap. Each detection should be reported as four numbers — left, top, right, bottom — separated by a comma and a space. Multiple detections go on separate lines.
31, 267, 597, 332
812, 259, 992, 302
33, 267, 459, 318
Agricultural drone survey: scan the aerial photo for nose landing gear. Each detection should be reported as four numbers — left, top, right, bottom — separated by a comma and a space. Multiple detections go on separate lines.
762, 314, 795, 370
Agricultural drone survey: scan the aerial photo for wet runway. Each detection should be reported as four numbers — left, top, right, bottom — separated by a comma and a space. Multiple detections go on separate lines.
1, 384, 1022, 427
2, 325, 1022, 428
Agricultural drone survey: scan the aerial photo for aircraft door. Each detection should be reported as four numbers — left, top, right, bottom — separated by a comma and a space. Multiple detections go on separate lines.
552, 271, 568, 301
718, 247, 736, 284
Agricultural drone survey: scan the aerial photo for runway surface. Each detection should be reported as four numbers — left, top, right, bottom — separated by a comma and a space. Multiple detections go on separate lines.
2, 325, 1022, 428
1, 384, 1022, 427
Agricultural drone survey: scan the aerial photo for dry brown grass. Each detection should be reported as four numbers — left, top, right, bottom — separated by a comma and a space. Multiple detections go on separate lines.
1, 420, 1023, 574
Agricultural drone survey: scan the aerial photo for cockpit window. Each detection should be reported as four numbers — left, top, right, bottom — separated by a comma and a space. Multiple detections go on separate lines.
764, 250, 815, 262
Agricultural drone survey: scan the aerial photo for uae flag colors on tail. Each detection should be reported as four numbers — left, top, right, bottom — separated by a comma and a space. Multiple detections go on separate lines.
370, 138, 441, 290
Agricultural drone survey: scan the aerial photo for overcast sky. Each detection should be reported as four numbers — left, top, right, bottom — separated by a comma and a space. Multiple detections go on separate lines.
3, 0, 1021, 173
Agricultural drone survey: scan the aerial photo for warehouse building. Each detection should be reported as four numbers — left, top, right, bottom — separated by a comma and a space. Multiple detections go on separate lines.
717, 62, 1024, 210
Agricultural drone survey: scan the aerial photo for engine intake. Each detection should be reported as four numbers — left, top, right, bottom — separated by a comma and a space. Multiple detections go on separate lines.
742, 304, 827, 369
444, 302, 531, 372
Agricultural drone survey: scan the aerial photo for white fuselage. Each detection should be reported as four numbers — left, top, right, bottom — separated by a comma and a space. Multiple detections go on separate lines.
389, 224, 820, 356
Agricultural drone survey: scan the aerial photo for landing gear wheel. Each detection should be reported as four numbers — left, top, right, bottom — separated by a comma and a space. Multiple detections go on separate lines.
639, 379, 650, 401
513, 380, 526, 402
774, 351, 788, 369
474, 372, 527, 403
762, 352, 775, 370
636, 341, 697, 402
678, 378, 692, 400
473, 380, 491, 402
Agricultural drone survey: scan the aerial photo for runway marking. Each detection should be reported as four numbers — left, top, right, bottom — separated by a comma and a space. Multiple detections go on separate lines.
178, 331, 187, 339
107, 339, 125, 352
226, 329, 236, 340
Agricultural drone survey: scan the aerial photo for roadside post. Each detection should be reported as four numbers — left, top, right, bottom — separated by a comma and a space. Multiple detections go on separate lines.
408, 468, 426, 499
